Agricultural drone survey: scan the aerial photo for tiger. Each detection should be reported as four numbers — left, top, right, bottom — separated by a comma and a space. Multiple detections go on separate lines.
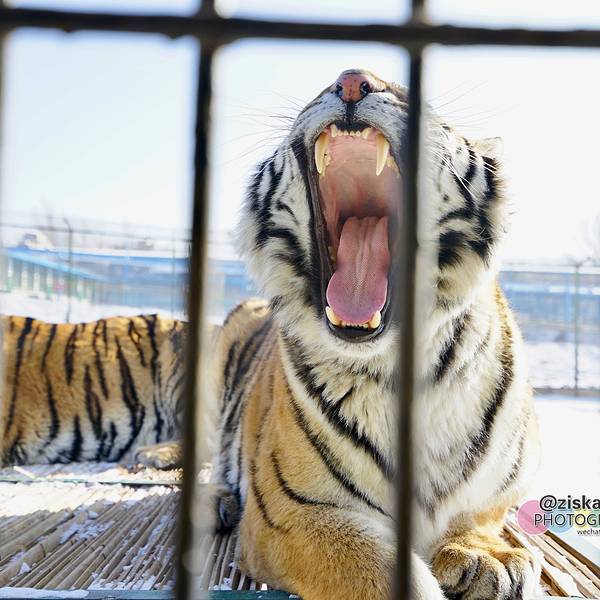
0, 314, 186, 466
192, 69, 541, 600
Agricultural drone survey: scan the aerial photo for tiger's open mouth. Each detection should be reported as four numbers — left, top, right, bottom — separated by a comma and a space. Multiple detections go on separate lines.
310, 121, 402, 342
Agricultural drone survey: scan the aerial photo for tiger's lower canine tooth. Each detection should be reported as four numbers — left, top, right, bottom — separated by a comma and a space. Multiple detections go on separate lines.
368, 310, 382, 329
315, 132, 328, 175
325, 306, 342, 326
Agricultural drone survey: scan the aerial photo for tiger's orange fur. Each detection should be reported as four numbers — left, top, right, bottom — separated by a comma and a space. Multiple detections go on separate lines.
0, 314, 185, 466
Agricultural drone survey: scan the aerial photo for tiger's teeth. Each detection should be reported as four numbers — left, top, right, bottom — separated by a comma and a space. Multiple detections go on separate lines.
327, 309, 381, 330
375, 134, 390, 176
315, 132, 329, 175
362, 127, 372, 139
368, 310, 381, 329
325, 306, 342, 327
330, 123, 339, 138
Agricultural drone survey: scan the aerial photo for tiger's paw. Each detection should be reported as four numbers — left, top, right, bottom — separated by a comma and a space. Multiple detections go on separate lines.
209, 484, 240, 532
432, 538, 539, 600
134, 441, 183, 469
194, 483, 240, 532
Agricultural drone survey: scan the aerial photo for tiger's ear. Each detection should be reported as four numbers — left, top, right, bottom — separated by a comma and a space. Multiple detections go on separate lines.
473, 136, 503, 159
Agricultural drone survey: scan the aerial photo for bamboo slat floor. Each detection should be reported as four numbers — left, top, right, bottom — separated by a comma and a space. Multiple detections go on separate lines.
0, 463, 597, 598
0, 463, 269, 594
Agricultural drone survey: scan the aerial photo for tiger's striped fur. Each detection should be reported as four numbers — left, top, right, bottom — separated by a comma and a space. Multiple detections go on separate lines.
209, 70, 541, 600
0, 314, 186, 466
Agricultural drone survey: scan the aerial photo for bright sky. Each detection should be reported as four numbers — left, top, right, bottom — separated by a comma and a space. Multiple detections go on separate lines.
3, 0, 600, 261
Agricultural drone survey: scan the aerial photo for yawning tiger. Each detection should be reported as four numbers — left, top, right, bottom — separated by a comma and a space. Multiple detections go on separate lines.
206, 69, 541, 599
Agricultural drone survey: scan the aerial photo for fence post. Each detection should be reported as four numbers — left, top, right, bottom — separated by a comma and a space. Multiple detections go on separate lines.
171, 230, 176, 318
64, 217, 73, 322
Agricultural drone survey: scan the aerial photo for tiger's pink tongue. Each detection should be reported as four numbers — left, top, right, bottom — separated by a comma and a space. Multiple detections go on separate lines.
326, 216, 390, 324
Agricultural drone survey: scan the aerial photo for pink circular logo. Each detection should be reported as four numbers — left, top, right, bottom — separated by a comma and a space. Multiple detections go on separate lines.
517, 500, 548, 535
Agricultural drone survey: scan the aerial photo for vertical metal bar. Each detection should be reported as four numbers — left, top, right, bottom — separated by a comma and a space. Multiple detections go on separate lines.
574, 262, 581, 395
0, 0, 7, 455
411, 0, 427, 23
394, 48, 423, 599
175, 40, 215, 600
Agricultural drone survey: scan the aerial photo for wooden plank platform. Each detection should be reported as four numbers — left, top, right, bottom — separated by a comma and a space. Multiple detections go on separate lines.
0, 463, 597, 598
0, 463, 275, 595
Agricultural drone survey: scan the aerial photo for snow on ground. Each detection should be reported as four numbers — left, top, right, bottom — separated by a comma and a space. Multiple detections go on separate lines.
0, 291, 185, 324
532, 395, 600, 498
527, 341, 600, 390
530, 394, 600, 549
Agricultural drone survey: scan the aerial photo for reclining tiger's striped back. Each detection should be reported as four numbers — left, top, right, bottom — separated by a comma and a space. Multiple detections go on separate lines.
0, 314, 186, 466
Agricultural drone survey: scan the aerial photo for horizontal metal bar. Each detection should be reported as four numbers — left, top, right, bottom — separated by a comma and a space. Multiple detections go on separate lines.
3, 7, 600, 47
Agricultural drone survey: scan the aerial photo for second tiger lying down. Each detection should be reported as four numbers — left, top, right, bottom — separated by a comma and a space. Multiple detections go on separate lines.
0, 314, 186, 465
202, 70, 541, 599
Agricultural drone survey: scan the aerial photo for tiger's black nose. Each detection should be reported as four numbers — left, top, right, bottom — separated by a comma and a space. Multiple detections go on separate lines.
334, 71, 375, 103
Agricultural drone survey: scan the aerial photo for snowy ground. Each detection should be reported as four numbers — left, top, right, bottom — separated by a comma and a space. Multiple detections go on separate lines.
531, 394, 600, 550
527, 342, 600, 390
531, 395, 600, 497
0, 291, 185, 324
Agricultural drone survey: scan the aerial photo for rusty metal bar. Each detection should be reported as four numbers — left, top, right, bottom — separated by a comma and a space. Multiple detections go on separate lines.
175, 39, 216, 600
411, 0, 427, 24
393, 47, 423, 599
3, 7, 600, 48
0, 0, 5, 409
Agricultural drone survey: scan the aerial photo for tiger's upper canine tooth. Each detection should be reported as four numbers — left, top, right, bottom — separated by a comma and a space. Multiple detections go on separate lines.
315, 132, 328, 175
325, 306, 342, 327
375, 134, 390, 176
368, 310, 381, 329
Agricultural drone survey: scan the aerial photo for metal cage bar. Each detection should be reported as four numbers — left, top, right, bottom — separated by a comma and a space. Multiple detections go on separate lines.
176, 38, 215, 600
3, 7, 600, 47
393, 46, 423, 600
1, 3, 600, 599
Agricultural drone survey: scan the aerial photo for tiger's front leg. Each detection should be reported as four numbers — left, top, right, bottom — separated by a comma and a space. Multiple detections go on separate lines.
431, 509, 540, 600
237, 481, 445, 600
